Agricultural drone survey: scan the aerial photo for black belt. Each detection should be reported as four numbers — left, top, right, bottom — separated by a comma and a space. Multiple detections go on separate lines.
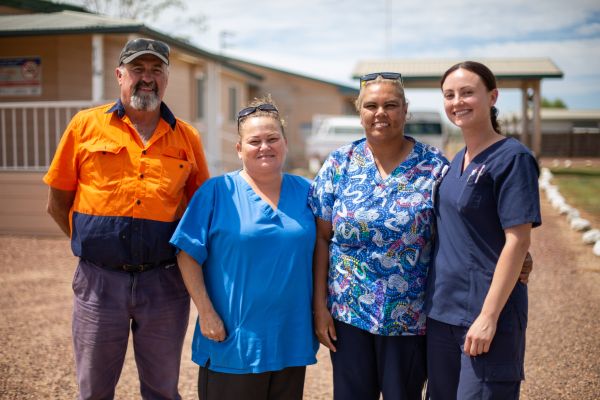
90, 258, 177, 273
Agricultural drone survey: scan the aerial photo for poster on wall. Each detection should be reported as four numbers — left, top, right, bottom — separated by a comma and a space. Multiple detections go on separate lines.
0, 57, 42, 96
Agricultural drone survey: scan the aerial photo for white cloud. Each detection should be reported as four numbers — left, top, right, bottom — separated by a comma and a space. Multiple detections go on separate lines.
151, 0, 600, 111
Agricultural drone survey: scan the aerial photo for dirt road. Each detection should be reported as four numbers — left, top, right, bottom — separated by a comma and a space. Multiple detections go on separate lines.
1, 195, 598, 399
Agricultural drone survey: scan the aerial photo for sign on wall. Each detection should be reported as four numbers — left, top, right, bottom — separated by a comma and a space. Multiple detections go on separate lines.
0, 57, 42, 96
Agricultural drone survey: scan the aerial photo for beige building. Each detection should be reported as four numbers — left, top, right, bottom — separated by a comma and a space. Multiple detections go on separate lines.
501, 109, 600, 157
0, 0, 357, 235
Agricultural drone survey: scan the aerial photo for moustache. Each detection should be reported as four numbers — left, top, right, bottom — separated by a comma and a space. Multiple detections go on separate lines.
134, 81, 157, 94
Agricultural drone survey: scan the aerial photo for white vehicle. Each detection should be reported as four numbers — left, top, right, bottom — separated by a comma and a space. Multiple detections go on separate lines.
306, 111, 447, 174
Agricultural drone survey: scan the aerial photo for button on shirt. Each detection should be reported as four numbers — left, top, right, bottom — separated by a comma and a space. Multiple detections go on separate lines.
43, 100, 210, 266
309, 138, 447, 335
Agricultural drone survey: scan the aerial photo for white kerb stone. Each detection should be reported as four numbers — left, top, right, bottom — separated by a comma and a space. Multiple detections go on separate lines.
583, 229, 600, 245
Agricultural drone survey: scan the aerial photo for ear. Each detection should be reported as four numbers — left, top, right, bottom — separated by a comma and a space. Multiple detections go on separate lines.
490, 88, 499, 106
115, 66, 123, 84
236, 141, 242, 159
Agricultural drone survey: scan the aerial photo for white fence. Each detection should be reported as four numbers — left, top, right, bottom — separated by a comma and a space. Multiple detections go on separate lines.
0, 101, 101, 171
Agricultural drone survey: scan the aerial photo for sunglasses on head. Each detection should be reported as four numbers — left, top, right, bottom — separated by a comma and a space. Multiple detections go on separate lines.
360, 72, 402, 87
237, 104, 279, 126
127, 38, 170, 54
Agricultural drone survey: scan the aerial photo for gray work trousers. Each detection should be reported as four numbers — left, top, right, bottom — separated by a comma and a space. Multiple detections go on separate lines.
72, 258, 190, 400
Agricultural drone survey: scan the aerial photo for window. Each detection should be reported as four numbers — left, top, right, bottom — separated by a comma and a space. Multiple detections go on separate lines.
228, 87, 238, 122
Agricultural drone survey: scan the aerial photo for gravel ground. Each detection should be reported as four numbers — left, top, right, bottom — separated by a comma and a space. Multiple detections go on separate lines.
0, 195, 598, 399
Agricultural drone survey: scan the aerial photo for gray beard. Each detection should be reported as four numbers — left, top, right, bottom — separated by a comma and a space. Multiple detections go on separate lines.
130, 91, 160, 111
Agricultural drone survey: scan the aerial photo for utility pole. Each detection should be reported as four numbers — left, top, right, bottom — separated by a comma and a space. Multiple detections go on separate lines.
385, 0, 392, 58
219, 30, 235, 55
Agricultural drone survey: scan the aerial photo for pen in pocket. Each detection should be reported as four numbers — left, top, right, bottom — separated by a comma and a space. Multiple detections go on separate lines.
474, 164, 486, 183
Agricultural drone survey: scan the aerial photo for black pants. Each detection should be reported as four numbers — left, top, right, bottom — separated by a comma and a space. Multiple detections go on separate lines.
330, 320, 427, 400
198, 365, 306, 400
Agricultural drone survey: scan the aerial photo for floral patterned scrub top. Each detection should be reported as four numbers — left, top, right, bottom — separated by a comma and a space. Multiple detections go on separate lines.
309, 137, 448, 335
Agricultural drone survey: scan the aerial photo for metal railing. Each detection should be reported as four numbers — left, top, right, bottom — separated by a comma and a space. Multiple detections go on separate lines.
0, 100, 102, 171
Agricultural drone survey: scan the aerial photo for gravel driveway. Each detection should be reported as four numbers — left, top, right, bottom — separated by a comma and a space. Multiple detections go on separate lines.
0, 195, 598, 399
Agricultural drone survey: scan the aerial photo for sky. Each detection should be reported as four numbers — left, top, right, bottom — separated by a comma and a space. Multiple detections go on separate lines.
128, 0, 600, 117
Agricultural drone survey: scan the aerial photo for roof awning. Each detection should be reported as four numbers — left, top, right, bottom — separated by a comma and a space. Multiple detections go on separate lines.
353, 58, 564, 89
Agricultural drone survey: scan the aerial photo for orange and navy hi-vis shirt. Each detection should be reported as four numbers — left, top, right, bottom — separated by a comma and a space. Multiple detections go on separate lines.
43, 100, 210, 266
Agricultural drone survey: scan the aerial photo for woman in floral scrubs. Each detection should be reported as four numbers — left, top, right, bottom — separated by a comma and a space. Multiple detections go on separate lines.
309, 72, 447, 400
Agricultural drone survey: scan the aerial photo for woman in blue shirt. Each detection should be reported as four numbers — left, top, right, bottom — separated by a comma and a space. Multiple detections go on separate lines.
170, 97, 318, 400
309, 73, 447, 399
425, 61, 542, 399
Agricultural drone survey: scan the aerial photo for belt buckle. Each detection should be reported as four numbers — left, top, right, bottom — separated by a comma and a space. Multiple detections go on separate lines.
122, 264, 142, 272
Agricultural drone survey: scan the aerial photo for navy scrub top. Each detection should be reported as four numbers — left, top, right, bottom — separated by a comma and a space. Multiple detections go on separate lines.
425, 137, 542, 328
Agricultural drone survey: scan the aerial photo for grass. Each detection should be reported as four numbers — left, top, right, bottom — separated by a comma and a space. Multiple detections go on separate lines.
550, 167, 600, 220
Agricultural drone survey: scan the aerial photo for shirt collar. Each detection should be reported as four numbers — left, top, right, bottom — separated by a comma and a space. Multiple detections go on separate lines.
106, 98, 177, 129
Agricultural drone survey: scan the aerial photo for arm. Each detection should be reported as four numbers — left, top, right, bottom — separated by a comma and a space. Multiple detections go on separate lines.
177, 250, 226, 341
464, 223, 532, 356
46, 187, 76, 237
313, 217, 337, 352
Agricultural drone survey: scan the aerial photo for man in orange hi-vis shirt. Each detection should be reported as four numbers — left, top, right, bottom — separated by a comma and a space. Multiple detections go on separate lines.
44, 38, 210, 400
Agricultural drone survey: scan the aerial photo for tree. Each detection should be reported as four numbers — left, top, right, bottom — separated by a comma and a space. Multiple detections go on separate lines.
57, 0, 206, 39
541, 97, 568, 109
84, 0, 184, 20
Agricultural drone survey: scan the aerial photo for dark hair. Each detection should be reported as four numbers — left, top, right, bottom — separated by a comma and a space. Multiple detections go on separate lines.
441, 61, 501, 134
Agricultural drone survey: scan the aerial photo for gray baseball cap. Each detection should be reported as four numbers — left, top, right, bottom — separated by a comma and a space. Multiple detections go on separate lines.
119, 38, 170, 65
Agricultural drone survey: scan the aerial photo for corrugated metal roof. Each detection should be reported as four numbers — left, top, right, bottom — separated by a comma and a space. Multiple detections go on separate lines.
0, 10, 142, 33
0, 11, 265, 79
353, 58, 563, 80
226, 57, 357, 94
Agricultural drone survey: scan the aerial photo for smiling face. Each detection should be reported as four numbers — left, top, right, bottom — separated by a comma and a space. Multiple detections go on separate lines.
359, 82, 408, 145
236, 116, 287, 176
441, 68, 498, 130
116, 54, 168, 112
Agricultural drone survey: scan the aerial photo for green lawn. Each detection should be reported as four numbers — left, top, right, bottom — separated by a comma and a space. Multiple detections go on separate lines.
550, 167, 600, 218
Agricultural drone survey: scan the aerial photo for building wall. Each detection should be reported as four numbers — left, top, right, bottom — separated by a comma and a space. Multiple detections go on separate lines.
0, 172, 62, 236
0, 32, 356, 236
229, 62, 356, 170
219, 71, 248, 171
0, 35, 92, 101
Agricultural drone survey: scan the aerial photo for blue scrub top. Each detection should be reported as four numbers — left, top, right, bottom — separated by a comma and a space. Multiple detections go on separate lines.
170, 171, 319, 374
425, 137, 541, 328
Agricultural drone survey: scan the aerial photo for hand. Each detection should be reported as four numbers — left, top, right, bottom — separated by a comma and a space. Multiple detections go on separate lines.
519, 252, 533, 284
199, 309, 226, 342
463, 313, 497, 356
314, 305, 337, 352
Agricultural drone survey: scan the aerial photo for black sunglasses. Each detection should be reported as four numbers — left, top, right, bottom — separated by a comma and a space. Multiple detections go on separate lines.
127, 38, 170, 53
237, 104, 279, 126
359, 72, 402, 87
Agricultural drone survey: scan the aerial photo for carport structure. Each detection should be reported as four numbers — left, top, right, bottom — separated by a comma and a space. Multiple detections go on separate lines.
353, 58, 564, 156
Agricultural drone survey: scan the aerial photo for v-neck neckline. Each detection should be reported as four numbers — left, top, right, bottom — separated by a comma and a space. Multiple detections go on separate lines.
457, 137, 508, 177
236, 170, 285, 217
365, 139, 418, 183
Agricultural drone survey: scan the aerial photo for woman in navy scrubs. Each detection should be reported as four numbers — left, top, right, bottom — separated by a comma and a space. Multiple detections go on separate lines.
425, 61, 541, 399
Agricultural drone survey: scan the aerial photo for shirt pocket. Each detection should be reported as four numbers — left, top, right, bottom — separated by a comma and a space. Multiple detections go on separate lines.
158, 146, 192, 199
82, 142, 126, 192
457, 173, 489, 211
